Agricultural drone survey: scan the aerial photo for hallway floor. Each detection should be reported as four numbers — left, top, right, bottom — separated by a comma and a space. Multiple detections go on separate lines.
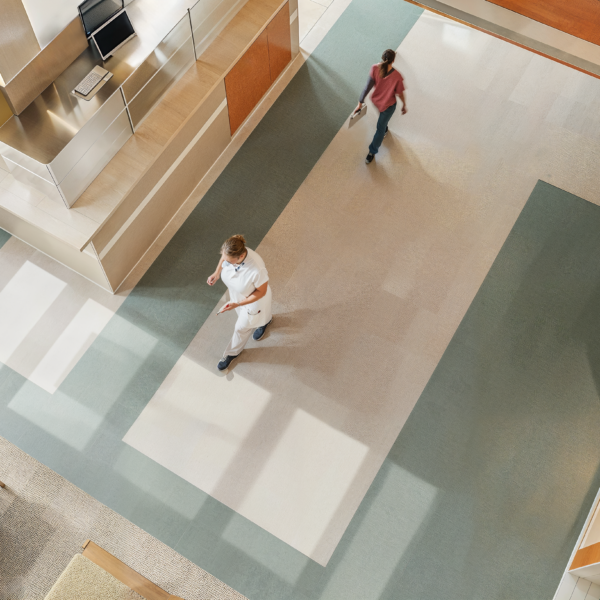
2, 1, 600, 599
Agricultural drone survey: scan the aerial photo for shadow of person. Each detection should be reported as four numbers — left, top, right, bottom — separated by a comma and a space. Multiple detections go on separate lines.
224, 307, 317, 372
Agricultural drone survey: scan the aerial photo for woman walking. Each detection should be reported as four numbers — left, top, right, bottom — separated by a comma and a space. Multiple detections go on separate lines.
354, 49, 407, 164
207, 235, 272, 371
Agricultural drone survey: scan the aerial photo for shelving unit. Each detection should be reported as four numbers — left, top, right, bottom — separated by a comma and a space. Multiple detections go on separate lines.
0, 0, 299, 292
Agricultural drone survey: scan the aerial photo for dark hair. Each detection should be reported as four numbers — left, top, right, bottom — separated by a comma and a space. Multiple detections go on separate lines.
379, 49, 396, 78
221, 234, 246, 258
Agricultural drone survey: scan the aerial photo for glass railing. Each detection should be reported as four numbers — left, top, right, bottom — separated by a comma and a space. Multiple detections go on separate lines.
119, 0, 236, 130
189, 0, 228, 57
122, 14, 196, 128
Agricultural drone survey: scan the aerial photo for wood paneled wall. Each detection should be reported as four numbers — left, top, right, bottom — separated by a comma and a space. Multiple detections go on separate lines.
0, 0, 40, 84
2, 17, 88, 115
225, 28, 272, 135
267, 2, 291, 82
487, 0, 600, 46
224, 1, 292, 135
571, 541, 600, 571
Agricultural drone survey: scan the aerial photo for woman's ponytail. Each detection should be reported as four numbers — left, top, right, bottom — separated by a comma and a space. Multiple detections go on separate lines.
378, 49, 396, 78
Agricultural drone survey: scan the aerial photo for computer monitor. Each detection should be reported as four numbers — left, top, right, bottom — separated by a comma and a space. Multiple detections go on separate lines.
91, 9, 136, 60
79, 0, 123, 37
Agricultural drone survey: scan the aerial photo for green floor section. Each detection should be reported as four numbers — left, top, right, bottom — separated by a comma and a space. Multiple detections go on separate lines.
1, 0, 599, 597
0, 228, 10, 250
321, 180, 600, 599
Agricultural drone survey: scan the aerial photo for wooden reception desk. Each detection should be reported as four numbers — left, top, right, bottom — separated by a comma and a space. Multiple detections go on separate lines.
0, 0, 299, 292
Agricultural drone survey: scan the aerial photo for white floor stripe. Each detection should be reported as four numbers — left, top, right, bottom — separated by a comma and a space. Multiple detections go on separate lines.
0, 238, 126, 393
0, 261, 66, 364
28, 299, 114, 393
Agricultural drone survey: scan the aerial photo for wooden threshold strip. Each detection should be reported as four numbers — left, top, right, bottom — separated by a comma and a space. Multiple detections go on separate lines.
82, 540, 184, 600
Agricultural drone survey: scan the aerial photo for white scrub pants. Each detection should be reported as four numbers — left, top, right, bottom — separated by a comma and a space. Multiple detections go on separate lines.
222, 285, 272, 358
223, 313, 256, 358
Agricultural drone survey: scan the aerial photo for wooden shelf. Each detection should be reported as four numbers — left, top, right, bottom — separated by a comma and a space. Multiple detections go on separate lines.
71, 0, 285, 247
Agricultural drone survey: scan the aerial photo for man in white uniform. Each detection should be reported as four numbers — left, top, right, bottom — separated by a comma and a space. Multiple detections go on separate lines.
207, 236, 272, 371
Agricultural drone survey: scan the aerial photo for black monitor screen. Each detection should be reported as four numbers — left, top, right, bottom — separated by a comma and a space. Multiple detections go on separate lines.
79, 0, 123, 36
93, 11, 135, 59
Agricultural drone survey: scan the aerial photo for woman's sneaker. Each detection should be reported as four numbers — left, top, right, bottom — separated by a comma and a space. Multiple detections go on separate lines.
253, 319, 272, 341
218, 354, 238, 371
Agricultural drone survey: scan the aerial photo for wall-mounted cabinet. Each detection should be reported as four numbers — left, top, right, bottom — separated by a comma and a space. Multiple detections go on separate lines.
225, 2, 291, 135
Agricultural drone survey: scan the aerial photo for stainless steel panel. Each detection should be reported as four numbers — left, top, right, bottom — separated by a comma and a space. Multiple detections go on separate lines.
0, 48, 135, 165
49, 91, 128, 184
122, 16, 193, 103
59, 110, 133, 207
3, 17, 88, 116
0, 146, 55, 184
0, 0, 198, 164
2, 157, 66, 206
128, 38, 195, 129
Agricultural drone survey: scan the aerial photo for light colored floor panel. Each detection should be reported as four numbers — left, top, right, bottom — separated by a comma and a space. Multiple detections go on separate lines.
125, 10, 600, 566
0, 237, 127, 393
420, 0, 600, 68
298, 0, 327, 41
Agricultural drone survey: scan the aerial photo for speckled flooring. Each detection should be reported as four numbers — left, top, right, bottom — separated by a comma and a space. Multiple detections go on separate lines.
0, 436, 247, 600
2, 2, 600, 600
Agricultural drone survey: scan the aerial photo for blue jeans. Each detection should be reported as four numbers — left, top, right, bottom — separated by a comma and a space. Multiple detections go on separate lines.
368, 103, 396, 155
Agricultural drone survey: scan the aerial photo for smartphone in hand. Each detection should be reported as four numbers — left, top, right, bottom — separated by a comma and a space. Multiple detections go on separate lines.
217, 303, 231, 315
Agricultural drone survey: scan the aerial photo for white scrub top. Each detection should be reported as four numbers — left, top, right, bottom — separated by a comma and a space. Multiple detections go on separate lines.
221, 247, 272, 328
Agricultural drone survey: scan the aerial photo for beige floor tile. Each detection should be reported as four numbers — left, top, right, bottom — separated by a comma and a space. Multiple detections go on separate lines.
0, 237, 126, 393
298, 0, 327, 41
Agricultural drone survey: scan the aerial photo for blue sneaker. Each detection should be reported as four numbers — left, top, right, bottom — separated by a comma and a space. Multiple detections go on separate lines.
217, 354, 238, 371
253, 319, 272, 341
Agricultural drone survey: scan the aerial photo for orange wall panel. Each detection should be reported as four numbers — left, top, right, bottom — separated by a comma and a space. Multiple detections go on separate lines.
487, 0, 600, 46
571, 541, 600, 571
225, 28, 271, 135
267, 3, 292, 83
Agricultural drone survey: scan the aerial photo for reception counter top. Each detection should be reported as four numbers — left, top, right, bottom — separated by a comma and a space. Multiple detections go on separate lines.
0, 0, 198, 164
0, 0, 297, 292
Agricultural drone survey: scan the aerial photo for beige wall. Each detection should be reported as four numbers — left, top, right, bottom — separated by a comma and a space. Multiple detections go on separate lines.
0, 93, 13, 128
2, 16, 87, 114
0, 0, 40, 83
21, 0, 82, 48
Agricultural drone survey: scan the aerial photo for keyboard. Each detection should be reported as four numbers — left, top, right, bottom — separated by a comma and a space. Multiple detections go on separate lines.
74, 66, 108, 96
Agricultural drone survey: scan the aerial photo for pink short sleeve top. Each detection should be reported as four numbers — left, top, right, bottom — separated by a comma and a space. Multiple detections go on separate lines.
369, 64, 405, 112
